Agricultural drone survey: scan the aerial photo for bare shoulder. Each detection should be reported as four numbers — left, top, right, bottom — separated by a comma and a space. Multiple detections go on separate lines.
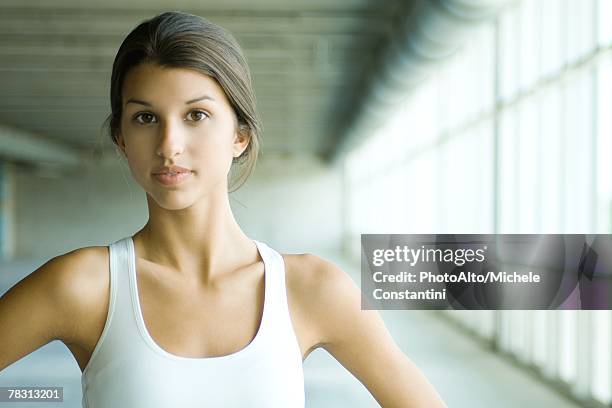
0, 245, 109, 372
51, 245, 109, 283
281, 252, 355, 297
280, 252, 362, 347
280, 253, 448, 407
37, 246, 110, 346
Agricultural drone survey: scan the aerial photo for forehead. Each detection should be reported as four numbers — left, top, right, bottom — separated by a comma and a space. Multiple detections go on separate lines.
121, 63, 230, 107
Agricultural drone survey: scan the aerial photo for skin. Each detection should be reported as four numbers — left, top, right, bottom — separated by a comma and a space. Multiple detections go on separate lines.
0, 63, 447, 407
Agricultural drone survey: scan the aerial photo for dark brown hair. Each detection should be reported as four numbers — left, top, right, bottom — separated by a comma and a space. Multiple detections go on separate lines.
103, 10, 261, 192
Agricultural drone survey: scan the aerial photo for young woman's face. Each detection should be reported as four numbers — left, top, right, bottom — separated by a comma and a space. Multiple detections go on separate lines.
116, 63, 248, 210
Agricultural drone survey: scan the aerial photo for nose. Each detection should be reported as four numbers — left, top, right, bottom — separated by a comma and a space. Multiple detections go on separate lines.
155, 118, 185, 159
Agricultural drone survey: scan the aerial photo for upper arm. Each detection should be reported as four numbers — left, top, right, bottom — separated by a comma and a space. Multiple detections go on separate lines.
300, 254, 447, 408
0, 247, 106, 372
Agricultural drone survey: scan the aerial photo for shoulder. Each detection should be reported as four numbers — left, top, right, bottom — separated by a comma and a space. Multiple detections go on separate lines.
281, 255, 448, 407
281, 252, 356, 297
281, 252, 363, 346
40, 246, 110, 345
0, 245, 110, 372
49, 246, 109, 299
280, 257, 448, 407
0, 246, 110, 371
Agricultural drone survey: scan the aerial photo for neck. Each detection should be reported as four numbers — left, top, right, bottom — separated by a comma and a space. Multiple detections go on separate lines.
132, 189, 256, 285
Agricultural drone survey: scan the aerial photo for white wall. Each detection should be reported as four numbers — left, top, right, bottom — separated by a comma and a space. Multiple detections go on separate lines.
15, 154, 147, 258
232, 153, 343, 254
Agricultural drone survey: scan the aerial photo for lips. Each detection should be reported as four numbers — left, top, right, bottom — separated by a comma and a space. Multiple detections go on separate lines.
151, 165, 193, 186
152, 171, 192, 186
152, 165, 192, 175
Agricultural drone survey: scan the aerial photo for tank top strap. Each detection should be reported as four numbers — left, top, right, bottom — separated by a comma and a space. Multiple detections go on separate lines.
253, 240, 296, 336
81, 237, 141, 385
109, 237, 141, 332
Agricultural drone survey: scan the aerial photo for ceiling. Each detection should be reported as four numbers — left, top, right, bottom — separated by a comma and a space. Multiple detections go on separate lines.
0, 0, 405, 168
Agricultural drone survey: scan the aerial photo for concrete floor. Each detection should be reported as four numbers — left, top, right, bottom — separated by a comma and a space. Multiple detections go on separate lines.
0, 252, 586, 408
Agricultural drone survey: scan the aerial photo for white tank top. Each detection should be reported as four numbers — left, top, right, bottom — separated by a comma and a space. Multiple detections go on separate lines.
81, 236, 305, 407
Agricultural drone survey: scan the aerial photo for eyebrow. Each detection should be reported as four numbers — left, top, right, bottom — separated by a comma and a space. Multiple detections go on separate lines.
125, 95, 216, 107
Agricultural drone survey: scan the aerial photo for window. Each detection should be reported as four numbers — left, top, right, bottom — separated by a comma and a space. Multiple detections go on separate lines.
343, 0, 612, 404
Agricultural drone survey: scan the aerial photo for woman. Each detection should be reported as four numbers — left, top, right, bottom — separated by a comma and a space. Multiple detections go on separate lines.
0, 11, 447, 408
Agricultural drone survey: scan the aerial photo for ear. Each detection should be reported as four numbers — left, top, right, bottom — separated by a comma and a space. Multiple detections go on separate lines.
115, 131, 127, 157
232, 125, 250, 158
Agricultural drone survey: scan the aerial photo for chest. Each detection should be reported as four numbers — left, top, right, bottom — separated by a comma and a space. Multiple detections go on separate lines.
69, 254, 318, 372
82, 342, 305, 408
135, 260, 266, 359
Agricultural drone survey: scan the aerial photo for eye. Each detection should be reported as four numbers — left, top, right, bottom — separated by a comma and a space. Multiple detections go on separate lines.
187, 110, 209, 122
133, 112, 157, 125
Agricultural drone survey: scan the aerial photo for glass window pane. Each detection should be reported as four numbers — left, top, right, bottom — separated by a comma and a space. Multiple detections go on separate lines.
567, 0, 596, 62
499, 5, 519, 101
540, 0, 564, 78
518, 0, 538, 90
464, 42, 480, 122
596, 56, 612, 232
499, 108, 518, 232
500, 310, 512, 351
598, 0, 612, 46
445, 122, 495, 233
478, 22, 495, 113
445, 55, 461, 131
414, 154, 437, 231
559, 310, 578, 383
436, 141, 450, 231
437, 64, 452, 133
511, 311, 530, 360
575, 311, 593, 399
476, 121, 495, 233
533, 311, 548, 370
517, 98, 539, 232
563, 71, 595, 232
444, 133, 476, 230
479, 310, 495, 339
522, 311, 534, 364
539, 87, 563, 232
544, 312, 560, 379
591, 311, 612, 403
453, 49, 471, 127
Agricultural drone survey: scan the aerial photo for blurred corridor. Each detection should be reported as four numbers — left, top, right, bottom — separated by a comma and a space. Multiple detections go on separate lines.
1, 0, 611, 407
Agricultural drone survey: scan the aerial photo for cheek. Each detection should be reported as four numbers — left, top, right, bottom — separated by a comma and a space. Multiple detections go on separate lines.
192, 140, 233, 171
126, 157, 150, 184
123, 144, 152, 179
196, 122, 238, 160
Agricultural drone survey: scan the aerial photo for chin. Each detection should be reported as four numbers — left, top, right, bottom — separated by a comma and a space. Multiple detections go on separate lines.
147, 190, 198, 211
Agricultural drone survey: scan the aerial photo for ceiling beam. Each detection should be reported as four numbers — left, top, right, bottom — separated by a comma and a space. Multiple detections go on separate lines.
0, 123, 81, 166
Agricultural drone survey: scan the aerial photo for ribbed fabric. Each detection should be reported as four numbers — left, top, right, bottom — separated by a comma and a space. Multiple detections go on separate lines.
81, 236, 305, 408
